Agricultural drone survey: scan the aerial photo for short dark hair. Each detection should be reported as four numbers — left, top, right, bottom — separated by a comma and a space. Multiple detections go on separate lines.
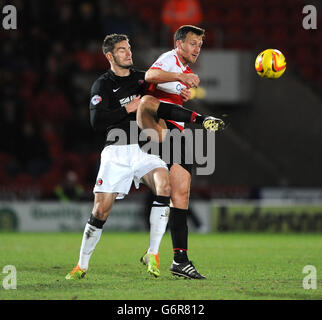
102, 34, 129, 55
174, 25, 205, 47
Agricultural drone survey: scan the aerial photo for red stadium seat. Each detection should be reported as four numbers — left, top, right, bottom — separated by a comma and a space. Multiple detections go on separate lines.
267, 29, 289, 50
0, 154, 12, 185
14, 174, 35, 187
222, 9, 244, 27
39, 169, 62, 197
203, 30, 216, 48
244, 8, 266, 28
61, 153, 86, 181
204, 9, 222, 25
262, 0, 285, 8
266, 7, 288, 26
293, 47, 313, 66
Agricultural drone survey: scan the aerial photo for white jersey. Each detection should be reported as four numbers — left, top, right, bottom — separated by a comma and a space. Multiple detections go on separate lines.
147, 49, 193, 130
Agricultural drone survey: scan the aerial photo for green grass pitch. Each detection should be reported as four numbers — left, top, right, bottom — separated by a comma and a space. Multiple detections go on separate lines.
0, 232, 321, 300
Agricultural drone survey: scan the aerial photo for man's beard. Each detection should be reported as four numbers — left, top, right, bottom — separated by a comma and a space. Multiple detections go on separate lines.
113, 55, 133, 69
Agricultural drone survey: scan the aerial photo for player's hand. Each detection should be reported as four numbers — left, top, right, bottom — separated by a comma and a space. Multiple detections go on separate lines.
125, 95, 141, 113
180, 87, 191, 102
178, 73, 200, 88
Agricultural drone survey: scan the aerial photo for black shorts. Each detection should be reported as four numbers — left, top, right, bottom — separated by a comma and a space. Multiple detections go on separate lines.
142, 121, 193, 174
161, 121, 193, 174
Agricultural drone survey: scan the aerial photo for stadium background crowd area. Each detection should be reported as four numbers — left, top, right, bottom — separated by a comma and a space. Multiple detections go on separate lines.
1, 0, 322, 202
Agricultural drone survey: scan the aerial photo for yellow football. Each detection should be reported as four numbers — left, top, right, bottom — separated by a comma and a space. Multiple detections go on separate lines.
255, 49, 286, 78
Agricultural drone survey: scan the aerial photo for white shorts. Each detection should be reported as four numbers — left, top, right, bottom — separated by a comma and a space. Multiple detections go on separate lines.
93, 144, 168, 199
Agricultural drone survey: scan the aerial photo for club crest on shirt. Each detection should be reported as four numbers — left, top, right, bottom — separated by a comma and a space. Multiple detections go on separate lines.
91, 95, 102, 105
96, 178, 103, 186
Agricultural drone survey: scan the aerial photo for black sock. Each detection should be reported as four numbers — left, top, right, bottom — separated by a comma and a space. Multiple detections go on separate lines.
157, 102, 205, 124
169, 207, 189, 263
154, 195, 170, 206
88, 214, 106, 229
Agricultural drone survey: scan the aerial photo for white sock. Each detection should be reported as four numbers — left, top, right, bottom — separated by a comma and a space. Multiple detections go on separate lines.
147, 201, 170, 255
78, 223, 102, 271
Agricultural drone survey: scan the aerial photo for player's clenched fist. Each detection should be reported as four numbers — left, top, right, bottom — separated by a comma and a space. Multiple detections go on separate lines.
178, 73, 200, 88
125, 95, 141, 113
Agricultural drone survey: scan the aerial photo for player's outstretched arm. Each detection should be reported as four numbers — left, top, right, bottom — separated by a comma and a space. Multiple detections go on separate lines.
145, 69, 200, 88
145, 68, 181, 84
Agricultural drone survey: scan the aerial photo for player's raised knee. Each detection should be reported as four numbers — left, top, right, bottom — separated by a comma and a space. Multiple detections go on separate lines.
139, 95, 160, 113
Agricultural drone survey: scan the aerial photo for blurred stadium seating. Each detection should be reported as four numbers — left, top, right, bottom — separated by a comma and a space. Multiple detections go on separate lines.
0, 0, 321, 201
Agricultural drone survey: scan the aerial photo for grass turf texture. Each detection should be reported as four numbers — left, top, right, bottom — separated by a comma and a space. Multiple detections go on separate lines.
0, 232, 321, 300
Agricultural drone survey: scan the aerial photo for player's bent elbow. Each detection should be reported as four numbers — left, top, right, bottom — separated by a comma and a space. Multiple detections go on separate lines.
145, 70, 159, 83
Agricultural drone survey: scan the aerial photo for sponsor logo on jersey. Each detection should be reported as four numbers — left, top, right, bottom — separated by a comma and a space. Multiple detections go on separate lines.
91, 95, 102, 105
176, 83, 182, 92
153, 62, 163, 67
119, 95, 137, 108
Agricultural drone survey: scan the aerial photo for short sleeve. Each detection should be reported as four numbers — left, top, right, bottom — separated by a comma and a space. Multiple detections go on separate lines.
150, 54, 173, 72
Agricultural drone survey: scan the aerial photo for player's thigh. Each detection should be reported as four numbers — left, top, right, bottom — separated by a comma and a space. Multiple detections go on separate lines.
139, 118, 168, 142
169, 163, 191, 209
137, 96, 167, 142
142, 167, 171, 196
139, 95, 160, 114
92, 192, 118, 220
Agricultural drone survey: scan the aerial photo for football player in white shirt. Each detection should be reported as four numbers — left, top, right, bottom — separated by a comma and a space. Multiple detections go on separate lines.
138, 25, 225, 279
